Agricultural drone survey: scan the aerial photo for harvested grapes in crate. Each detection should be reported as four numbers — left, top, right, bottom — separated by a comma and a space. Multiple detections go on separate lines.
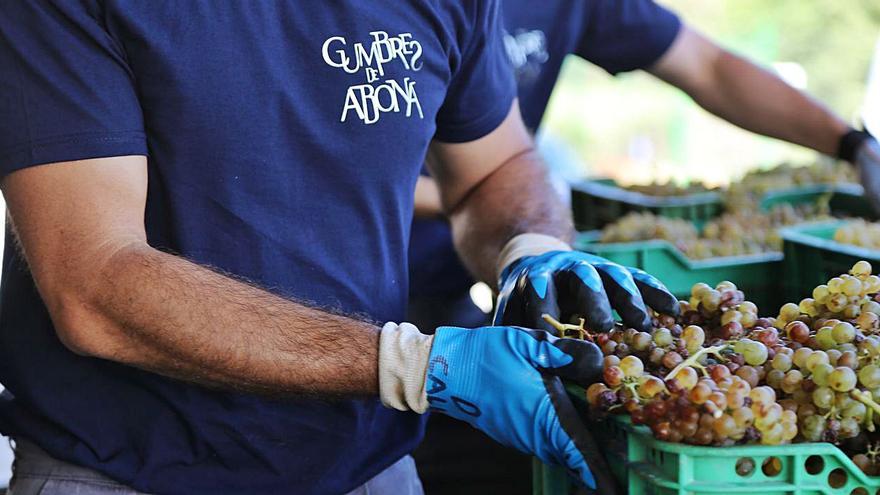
835, 220, 880, 250
553, 261, 880, 474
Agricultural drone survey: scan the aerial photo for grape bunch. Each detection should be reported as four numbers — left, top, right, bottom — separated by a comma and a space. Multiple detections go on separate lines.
598, 203, 830, 260
574, 261, 880, 466
723, 160, 857, 212
835, 220, 880, 250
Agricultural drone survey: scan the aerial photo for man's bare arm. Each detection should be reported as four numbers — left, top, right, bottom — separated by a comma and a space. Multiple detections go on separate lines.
413, 176, 444, 219
3, 156, 379, 397
649, 25, 849, 155
428, 101, 573, 284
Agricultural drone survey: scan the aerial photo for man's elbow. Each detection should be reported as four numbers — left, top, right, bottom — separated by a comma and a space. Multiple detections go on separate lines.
47, 292, 116, 357
39, 242, 147, 359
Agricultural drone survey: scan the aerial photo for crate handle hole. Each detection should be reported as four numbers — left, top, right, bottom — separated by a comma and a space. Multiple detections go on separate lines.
805, 455, 825, 475
851, 488, 868, 495
762, 457, 783, 477
828, 468, 847, 489
735, 457, 756, 477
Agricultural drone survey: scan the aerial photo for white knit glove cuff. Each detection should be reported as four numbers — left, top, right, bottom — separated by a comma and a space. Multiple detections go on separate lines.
496, 233, 572, 279
378, 322, 433, 413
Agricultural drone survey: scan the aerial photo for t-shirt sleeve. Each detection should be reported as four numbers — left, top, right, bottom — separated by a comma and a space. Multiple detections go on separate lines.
576, 0, 682, 75
0, 1, 146, 177
433, 0, 517, 143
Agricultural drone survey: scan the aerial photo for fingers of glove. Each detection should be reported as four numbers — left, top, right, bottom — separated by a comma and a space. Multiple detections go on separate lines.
627, 267, 680, 316
542, 375, 620, 493
494, 280, 523, 327
556, 262, 615, 332
591, 262, 652, 331
498, 269, 562, 334
546, 338, 604, 386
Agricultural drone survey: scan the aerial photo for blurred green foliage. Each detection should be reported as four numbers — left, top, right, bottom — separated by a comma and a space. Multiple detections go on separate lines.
541, 0, 880, 186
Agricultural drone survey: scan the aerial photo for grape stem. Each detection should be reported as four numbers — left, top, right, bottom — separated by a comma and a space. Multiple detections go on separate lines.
541, 314, 588, 341
664, 344, 729, 382
851, 389, 880, 423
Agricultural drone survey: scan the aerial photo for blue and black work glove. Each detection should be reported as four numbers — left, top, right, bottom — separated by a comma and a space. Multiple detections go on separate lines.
377, 322, 618, 493
842, 130, 880, 214
494, 234, 679, 334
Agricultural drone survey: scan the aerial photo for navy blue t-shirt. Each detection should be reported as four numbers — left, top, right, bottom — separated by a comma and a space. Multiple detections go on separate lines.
408, 0, 681, 299
0, 2, 514, 494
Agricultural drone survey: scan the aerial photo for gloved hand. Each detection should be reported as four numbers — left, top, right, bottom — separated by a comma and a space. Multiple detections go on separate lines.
494, 235, 679, 334
378, 322, 617, 492
855, 136, 880, 213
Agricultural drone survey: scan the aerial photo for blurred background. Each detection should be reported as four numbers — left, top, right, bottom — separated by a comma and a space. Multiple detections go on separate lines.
539, 0, 880, 188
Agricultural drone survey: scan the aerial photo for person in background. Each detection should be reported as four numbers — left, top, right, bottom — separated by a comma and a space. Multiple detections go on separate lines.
411, 1, 880, 493
0, 1, 679, 494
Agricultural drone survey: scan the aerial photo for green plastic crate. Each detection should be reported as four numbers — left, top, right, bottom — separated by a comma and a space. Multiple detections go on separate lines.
571, 181, 869, 232
534, 386, 880, 495
781, 220, 880, 302
570, 179, 723, 231
574, 232, 784, 313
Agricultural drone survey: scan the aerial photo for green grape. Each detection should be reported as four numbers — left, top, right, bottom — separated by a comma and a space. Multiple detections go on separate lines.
761, 423, 785, 445
840, 417, 860, 439
815, 327, 837, 350
859, 364, 880, 389
689, 381, 712, 405
713, 414, 737, 438
750, 386, 775, 406
720, 310, 742, 326
771, 353, 792, 372
842, 401, 867, 421
653, 328, 673, 347
682, 325, 705, 353
828, 367, 857, 392
638, 376, 665, 399
851, 260, 873, 278
779, 303, 800, 321
799, 298, 818, 317
755, 403, 782, 430
863, 300, 880, 314
837, 350, 858, 369
826, 349, 842, 366
732, 407, 754, 428
739, 301, 758, 314
805, 351, 830, 372
716, 281, 737, 292
860, 336, 880, 357
827, 293, 848, 313
812, 387, 835, 409
831, 322, 856, 344
802, 414, 825, 442
619, 356, 644, 378
673, 367, 698, 390
781, 370, 803, 394
691, 282, 712, 297
793, 347, 813, 369
631, 332, 653, 351
842, 275, 863, 297
813, 284, 830, 304
735, 340, 768, 366
843, 304, 861, 319
766, 370, 785, 390
828, 277, 844, 294
811, 363, 834, 387
703, 290, 721, 311
866, 275, 880, 294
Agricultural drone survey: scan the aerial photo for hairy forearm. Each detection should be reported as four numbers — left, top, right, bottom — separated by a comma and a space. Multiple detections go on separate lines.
447, 150, 573, 284
55, 242, 379, 397
686, 51, 848, 154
